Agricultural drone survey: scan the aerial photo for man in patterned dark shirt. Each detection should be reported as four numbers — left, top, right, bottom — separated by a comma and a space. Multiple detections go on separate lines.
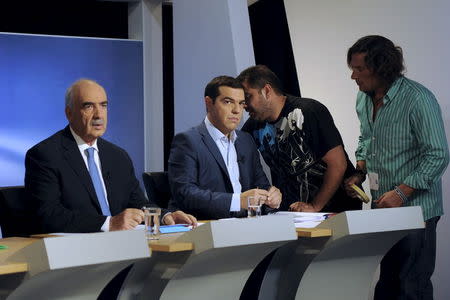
237, 65, 361, 212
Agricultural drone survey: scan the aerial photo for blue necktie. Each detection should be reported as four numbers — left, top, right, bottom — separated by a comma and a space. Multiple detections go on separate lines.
86, 147, 111, 216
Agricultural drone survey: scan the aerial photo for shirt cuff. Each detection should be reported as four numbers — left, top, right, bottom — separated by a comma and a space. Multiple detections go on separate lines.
100, 216, 111, 232
230, 193, 241, 211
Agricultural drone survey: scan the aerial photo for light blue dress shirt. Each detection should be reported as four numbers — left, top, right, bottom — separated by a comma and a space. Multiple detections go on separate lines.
204, 117, 242, 211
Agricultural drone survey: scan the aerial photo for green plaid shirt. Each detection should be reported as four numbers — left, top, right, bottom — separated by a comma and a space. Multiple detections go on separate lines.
355, 76, 449, 220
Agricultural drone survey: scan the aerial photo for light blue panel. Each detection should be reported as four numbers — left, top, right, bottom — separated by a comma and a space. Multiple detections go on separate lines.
0, 33, 144, 187
173, 0, 254, 133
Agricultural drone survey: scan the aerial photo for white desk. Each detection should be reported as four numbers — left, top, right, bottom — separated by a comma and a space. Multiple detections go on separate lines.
118, 215, 297, 300
258, 207, 424, 300
1, 230, 149, 300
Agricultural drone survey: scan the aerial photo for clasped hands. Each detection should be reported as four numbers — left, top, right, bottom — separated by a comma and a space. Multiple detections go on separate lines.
240, 186, 282, 209
109, 208, 197, 231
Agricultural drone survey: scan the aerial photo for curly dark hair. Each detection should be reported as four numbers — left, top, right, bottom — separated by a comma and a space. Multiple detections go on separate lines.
204, 76, 243, 103
347, 35, 405, 86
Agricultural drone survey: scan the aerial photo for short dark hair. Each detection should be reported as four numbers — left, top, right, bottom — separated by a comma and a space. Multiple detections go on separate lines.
204, 76, 243, 102
347, 35, 405, 86
236, 65, 283, 95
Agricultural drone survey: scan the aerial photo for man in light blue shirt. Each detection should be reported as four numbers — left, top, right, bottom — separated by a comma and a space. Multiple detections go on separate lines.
168, 76, 282, 220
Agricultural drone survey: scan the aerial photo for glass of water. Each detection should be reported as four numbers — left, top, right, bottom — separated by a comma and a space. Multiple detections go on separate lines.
247, 196, 264, 218
142, 207, 161, 240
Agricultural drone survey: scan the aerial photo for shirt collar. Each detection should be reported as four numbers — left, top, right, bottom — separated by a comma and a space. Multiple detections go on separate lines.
204, 116, 237, 143
69, 126, 99, 153
384, 76, 404, 104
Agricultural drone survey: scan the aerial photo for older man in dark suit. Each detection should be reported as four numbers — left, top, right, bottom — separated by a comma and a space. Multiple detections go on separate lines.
25, 79, 196, 233
168, 76, 282, 220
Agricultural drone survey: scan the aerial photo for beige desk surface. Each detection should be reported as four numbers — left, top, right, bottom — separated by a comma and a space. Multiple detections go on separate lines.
148, 232, 194, 252
1, 226, 331, 275
0, 237, 39, 275
296, 227, 332, 238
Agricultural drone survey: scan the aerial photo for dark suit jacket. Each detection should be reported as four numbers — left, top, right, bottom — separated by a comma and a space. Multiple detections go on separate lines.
168, 122, 270, 220
25, 126, 152, 233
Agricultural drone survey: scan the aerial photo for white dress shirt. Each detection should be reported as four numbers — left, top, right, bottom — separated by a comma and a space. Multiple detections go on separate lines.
69, 127, 111, 231
204, 117, 242, 211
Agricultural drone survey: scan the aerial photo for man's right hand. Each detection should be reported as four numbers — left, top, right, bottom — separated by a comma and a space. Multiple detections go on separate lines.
344, 175, 363, 198
240, 188, 269, 209
109, 208, 144, 231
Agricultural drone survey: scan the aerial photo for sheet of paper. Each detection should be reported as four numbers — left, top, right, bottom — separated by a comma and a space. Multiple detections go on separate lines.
275, 211, 331, 221
294, 221, 322, 228
275, 211, 331, 217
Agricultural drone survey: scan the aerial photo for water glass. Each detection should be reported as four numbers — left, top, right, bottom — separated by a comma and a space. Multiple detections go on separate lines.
247, 196, 264, 217
142, 207, 161, 240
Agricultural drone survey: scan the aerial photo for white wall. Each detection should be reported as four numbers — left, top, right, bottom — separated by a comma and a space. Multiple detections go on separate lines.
129, 0, 165, 172
172, 0, 254, 133
284, 0, 450, 298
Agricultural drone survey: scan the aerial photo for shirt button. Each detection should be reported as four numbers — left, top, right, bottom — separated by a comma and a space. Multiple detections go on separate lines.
372, 136, 376, 140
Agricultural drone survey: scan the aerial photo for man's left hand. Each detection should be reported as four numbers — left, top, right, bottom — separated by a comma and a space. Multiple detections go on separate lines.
163, 210, 198, 227
289, 201, 319, 212
374, 190, 403, 208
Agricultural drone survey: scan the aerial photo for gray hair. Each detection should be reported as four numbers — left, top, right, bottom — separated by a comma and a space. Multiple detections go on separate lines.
65, 78, 99, 108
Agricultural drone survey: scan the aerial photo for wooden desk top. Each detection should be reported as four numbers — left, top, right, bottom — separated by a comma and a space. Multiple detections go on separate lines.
148, 232, 194, 252
296, 227, 332, 238
0, 237, 39, 275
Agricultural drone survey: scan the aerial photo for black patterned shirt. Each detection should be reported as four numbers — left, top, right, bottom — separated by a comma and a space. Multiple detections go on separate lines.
242, 95, 361, 212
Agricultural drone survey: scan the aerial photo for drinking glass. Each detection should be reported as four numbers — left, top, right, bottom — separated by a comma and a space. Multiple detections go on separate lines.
247, 196, 264, 217
142, 207, 161, 240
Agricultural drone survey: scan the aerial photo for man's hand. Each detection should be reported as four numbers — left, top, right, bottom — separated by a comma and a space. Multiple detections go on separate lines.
163, 210, 198, 227
374, 190, 404, 208
289, 201, 319, 212
110, 208, 144, 231
240, 188, 269, 209
266, 186, 282, 208
344, 175, 363, 198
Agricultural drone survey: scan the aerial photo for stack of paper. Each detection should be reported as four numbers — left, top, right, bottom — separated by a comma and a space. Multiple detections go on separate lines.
274, 211, 333, 228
